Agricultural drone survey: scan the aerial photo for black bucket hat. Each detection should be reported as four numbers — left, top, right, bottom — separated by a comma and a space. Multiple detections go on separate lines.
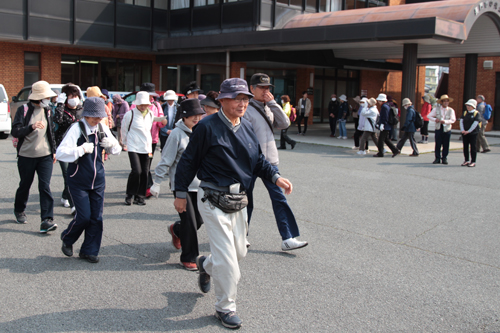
180, 98, 206, 118
200, 97, 220, 109
140, 83, 159, 97
183, 81, 203, 96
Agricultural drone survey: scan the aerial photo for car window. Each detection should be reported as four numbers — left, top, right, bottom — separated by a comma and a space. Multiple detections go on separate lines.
17, 88, 31, 102
0, 88, 7, 103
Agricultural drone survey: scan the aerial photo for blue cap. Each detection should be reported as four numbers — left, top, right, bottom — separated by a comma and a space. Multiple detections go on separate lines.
217, 78, 253, 100
82, 97, 108, 118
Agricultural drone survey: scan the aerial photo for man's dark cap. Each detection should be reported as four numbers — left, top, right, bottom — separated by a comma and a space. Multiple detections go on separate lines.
250, 73, 274, 87
183, 81, 203, 96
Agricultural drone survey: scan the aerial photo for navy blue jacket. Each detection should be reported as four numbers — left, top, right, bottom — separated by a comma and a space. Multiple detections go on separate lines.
402, 106, 416, 133
378, 102, 392, 131
174, 111, 277, 196
338, 101, 349, 119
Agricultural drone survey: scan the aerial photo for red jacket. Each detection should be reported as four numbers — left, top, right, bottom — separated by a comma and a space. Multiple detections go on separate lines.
421, 102, 432, 121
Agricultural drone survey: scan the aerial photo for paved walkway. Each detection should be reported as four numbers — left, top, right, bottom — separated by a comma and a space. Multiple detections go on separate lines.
275, 122, 500, 155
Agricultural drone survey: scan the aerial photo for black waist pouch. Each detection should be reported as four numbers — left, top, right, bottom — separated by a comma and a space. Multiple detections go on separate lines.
202, 188, 248, 213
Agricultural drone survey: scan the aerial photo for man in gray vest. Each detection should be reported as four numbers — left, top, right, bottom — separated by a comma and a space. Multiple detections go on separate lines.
244, 73, 308, 251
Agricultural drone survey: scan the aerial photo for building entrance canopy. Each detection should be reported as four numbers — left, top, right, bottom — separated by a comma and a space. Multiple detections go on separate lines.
157, 0, 500, 67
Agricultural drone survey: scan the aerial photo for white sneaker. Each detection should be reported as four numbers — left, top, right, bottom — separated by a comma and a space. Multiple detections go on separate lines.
383, 149, 388, 153
337, 136, 342, 139
352, 146, 358, 150
343, 136, 347, 140
282, 238, 308, 251
61, 198, 70, 208
70, 206, 76, 215
357, 150, 366, 155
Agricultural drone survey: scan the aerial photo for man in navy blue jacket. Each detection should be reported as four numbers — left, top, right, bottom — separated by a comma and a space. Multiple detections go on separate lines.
374, 93, 400, 158
173, 78, 293, 329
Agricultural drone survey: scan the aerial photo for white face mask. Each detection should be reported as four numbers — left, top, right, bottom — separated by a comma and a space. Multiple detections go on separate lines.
67, 97, 80, 108
332, 98, 336, 101
40, 99, 50, 107
404, 105, 409, 110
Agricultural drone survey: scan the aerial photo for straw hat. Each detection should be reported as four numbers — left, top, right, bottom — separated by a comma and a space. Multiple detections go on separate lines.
437, 94, 453, 103
368, 98, 377, 106
133, 91, 152, 106
86, 86, 105, 98
28, 81, 57, 100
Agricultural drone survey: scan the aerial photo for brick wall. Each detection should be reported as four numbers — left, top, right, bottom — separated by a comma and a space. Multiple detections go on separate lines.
230, 62, 246, 79
0, 41, 158, 99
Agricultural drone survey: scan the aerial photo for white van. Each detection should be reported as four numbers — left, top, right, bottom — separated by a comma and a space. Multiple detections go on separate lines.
0, 84, 11, 139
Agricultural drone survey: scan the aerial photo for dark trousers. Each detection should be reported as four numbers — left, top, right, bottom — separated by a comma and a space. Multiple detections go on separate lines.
297, 114, 308, 134
396, 131, 419, 154
59, 161, 74, 207
279, 127, 296, 148
247, 165, 300, 240
61, 184, 104, 256
463, 133, 478, 163
377, 130, 399, 156
329, 116, 336, 135
173, 191, 203, 263
147, 143, 157, 189
160, 134, 169, 150
354, 129, 368, 149
126, 152, 150, 198
15, 155, 54, 220
434, 127, 451, 160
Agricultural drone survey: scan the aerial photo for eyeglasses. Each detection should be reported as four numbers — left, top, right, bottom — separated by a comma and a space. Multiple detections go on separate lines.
234, 97, 250, 104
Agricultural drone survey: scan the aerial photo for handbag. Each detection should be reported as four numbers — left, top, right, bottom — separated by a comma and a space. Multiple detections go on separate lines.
289, 107, 297, 123
201, 188, 248, 213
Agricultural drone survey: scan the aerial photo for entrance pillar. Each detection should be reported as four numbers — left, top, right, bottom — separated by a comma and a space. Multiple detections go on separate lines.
401, 43, 418, 127
462, 53, 478, 107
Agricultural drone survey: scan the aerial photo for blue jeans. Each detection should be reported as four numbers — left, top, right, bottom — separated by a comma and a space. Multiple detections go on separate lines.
338, 120, 347, 137
434, 127, 451, 160
247, 165, 300, 240
15, 155, 54, 220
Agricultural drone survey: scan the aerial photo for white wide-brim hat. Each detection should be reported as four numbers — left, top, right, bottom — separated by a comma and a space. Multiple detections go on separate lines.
28, 81, 57, 100
465, 99, 477, 108
339, 94, 347, 102
376, 93, 388, 102
134, 91, 152, 106
402, 98, 412, 106
163, 90, 177, 101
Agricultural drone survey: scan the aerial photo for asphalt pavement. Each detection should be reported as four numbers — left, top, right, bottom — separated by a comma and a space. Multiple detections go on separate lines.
1, 126, 500, 333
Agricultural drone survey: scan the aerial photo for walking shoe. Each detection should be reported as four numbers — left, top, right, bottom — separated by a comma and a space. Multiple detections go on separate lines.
352, 146, 358, 150
215, 311, 242, 329
145, 188, 153, 198
291, 141, 296, 149
134, 197, 146, 206
40, 219, 57, 233
409, 153, 419, 157
357, 150, 366, 155
61, 198, 70, 208
373, 154, 384, 157
79, 253, 99, 263
169, 223, 181, 249
281, 238, 308, 251
196, 255, 211, 293
442, 158, 448, 165
330, 134, 335, 137
179, 261, 198, 271
432, 158, 441, 164
343, 136, 347, 140
392, 150, 401, 158
125, 195, 133, 205
482, 149, 491, 153
14, 211, 27, 224
71, 206, 76, 216
61, 241, 73, 257
277, 147, 286, 150
417, 140, 424, 144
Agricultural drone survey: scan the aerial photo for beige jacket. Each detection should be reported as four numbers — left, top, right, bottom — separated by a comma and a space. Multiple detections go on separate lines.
428, 105, 456, 132
297, 98, 312, 117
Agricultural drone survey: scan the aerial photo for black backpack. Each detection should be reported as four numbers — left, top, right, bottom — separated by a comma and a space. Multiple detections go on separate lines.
388, 106, 399, 125
414, 111, 423, 129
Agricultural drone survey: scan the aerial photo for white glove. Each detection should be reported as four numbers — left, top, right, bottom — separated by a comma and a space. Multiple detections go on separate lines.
99, 137, 115, 149
56, 93, 67, 104
379, 124, 384, 131
150, 183, 161, 198
80, 142, 94, 154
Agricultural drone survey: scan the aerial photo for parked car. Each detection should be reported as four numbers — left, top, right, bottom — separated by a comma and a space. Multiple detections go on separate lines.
0, 84, 11, 139
10, 83, 84, 122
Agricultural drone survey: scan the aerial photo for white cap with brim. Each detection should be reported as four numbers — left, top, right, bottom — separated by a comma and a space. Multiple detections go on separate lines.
133, 91, 152, 106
